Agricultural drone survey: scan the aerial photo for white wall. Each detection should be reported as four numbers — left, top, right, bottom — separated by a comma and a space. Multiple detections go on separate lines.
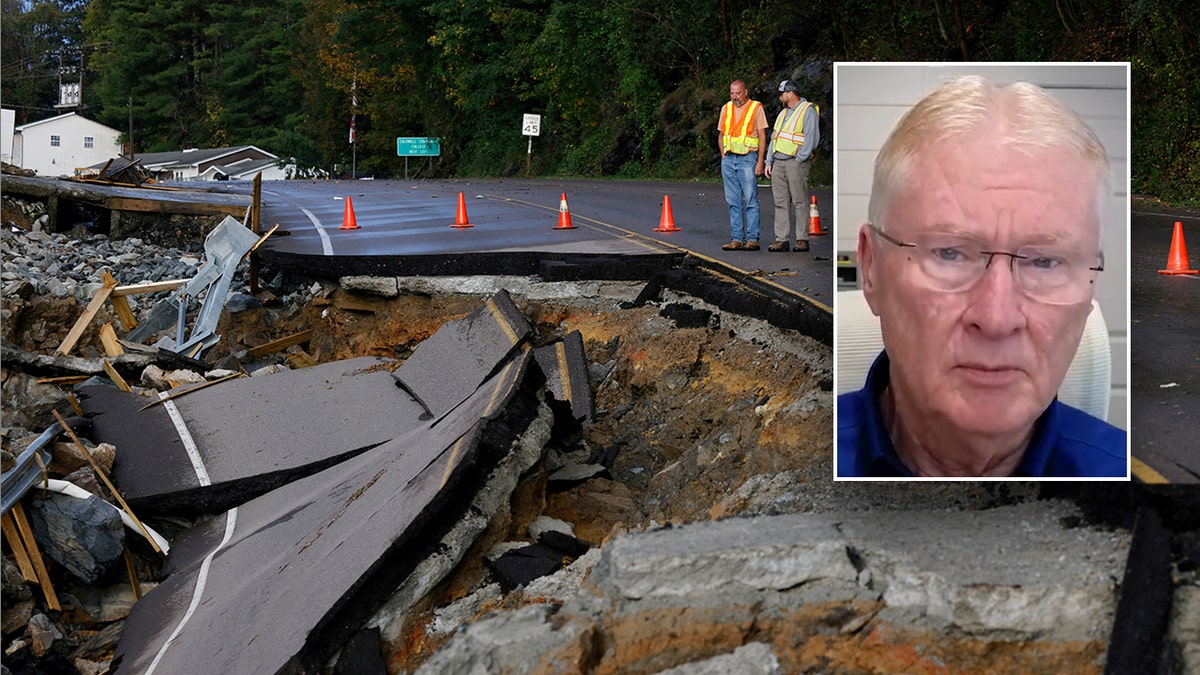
1, 109, 14, 164
14, 114, 123, 177
834, 63, 1129, 429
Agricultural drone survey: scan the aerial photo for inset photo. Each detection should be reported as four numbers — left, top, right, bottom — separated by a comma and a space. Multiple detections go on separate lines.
833, 63, 1130, 480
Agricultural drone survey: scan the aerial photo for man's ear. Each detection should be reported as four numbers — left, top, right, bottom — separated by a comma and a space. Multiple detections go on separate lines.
857, 224, 883, 318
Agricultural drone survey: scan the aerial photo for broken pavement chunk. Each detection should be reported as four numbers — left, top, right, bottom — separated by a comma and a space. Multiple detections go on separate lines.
532, 329, 592, 424
80, 292, 546, 513
79, 356, 428, 512
391, 289, 531, 419
112, 348, 545, 674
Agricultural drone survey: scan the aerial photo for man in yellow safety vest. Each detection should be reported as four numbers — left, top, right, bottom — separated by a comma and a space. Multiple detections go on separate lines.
718, 80, 769, 251
764, 80, 820, 252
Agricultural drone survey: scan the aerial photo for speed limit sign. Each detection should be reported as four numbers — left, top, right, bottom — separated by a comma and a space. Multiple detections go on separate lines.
522, 113, 541, 136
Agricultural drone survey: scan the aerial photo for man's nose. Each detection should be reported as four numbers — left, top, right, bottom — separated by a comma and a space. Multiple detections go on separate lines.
961, 255, 1027, 336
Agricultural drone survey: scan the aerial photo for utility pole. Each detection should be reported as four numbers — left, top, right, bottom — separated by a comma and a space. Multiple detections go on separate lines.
128, 96, 134, 160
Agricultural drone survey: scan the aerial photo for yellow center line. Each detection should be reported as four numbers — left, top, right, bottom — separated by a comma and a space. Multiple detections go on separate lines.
1132, 457, 1170, 484
439, 353, 525, 490
555, 342, 572, 404
481, 192, 833, 314
486, 296, 520, 346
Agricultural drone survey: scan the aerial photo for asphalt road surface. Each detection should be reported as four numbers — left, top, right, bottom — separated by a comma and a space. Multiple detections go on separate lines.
1131, 201, 1200, 483
218, 178, 834, 309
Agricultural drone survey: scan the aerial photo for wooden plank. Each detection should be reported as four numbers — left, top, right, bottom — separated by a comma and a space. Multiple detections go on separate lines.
10, 503, 61, 611
55, 276, 118, 356
51, 410, 162, 556
110, 295, 138, 331
103, 197, 245, 217
246, 328, 315, 360
98, 323, 125, 357
1, 513, 38, 582
285, 350, 318, 369
35, 375, 90, 385
111, 279, 188, 297
102, 359, 133, 392
124, 547, 143, 600
101, 270, 139, 331
250, 172, 263, 294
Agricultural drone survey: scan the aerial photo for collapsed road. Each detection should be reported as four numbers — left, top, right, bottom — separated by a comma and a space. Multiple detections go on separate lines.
2, 175, 1199, 674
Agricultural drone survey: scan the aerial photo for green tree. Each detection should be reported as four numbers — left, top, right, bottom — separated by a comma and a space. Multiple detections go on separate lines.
1, 0, 89, 124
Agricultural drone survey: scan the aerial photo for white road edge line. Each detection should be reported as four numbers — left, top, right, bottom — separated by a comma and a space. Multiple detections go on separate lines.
161, 397, 212, 487
1133, 209, 1200, 222
145, 507, 238, 674
299, 205, 334, 256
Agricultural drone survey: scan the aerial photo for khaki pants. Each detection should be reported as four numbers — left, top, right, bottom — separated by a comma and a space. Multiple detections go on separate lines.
771, 157, 811, 243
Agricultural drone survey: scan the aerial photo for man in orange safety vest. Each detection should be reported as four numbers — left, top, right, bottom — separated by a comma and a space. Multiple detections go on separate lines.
718, 80, 769, 251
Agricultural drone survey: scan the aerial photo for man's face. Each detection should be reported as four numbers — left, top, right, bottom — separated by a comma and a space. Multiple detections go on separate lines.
859, 131, 1100, 439
730, 83, 748, 106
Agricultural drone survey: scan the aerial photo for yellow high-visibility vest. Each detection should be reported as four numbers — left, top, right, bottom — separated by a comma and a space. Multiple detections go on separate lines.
721, 100, 763, 154
772, 102, 816, 157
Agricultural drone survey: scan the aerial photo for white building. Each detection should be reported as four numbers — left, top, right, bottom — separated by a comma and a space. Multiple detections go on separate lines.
10, 112, 122, 177
130, 146, 289, 181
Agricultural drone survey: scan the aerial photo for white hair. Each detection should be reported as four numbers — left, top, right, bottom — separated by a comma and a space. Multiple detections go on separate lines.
868, 75, 1110, 235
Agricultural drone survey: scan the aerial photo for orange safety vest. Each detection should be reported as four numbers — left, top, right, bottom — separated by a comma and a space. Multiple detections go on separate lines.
721, 100, 763, 154
772, 102, 816, 157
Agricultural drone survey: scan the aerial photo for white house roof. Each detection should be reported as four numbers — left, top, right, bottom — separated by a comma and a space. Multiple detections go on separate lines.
131, 146, 277, 170
15, 112, 120, 134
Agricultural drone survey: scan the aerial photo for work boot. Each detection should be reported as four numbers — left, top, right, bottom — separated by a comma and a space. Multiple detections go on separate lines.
722, 240, 745, 251
768, 240, 789, 252
793, 240, 810, 252
744, 240, 760, 251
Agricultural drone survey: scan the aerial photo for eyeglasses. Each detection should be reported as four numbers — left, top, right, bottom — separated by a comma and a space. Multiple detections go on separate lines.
867, 223, 1104, 305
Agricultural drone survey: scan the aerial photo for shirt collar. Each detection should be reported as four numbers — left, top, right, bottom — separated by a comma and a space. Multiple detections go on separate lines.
859, 351, 1057, 478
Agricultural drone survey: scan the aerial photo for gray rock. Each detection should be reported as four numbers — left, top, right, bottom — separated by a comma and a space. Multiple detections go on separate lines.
414, 605, 583, 675
249, 363, 291, 377
225, 293, 263, 313
27, 613, 63, 658
653, 642, 782, 675
528, 516, 575, 541
44, 277, 71, 298
140, 364, 171, 391
68, 582, 159, 622
340, 275, 399, 298
28, 492, 125, 584
428, 583, 503, 637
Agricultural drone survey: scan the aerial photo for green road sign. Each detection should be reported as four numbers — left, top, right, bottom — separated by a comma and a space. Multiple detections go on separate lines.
397, 137, 441, 157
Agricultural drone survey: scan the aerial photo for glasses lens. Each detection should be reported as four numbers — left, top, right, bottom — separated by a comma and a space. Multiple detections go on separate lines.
1014, 247, 1100, 304
909, 234, 988, 291
903, 234, 1100, 303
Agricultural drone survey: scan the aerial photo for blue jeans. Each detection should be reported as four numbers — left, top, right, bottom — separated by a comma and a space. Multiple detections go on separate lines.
722, 152, 761, 242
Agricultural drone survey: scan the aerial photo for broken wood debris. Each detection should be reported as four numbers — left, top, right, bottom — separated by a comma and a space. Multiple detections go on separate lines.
51, 410, 162, 556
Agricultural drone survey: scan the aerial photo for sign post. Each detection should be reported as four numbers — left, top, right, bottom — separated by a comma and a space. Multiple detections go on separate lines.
396, 137, 441, 179
522, 114, 541, 178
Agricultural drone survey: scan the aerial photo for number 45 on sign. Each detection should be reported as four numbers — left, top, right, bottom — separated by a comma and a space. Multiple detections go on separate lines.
523, 113, 541, 177
522, 114, 541, 136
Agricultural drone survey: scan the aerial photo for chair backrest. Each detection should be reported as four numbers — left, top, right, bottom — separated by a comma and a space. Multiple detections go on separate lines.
836, 290, 1111, 420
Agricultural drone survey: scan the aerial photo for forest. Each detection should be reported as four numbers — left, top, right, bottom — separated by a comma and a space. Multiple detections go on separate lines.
2, 0, 1197, 203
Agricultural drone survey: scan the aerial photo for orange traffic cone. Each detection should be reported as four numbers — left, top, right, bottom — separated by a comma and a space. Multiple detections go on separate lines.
339, 196, 360, 230
1159, 221, 1198, 275
654, 195, 680, 232
807, 195, 823, 236
451, 192, 474, 229
554, 193, 576, 230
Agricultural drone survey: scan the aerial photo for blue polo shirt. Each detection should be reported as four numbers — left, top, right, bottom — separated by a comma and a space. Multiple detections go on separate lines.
837, 352, 1128, 478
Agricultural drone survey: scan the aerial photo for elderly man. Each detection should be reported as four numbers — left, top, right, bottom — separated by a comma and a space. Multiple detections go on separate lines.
837, 76, 1127, 478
